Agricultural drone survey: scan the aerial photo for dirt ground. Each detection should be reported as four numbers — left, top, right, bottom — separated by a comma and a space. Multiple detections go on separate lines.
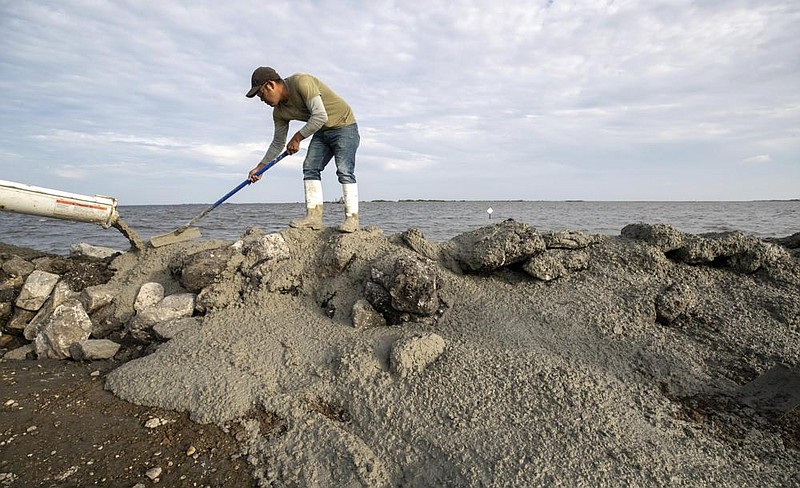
0, 358, 255, 488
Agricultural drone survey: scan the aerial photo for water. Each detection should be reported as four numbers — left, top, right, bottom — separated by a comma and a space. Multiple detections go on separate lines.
0, 200, 797, 255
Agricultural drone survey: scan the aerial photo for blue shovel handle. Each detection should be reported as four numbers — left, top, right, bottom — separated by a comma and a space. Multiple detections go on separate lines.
178, 151, 290, 231
210, 150, 290, 210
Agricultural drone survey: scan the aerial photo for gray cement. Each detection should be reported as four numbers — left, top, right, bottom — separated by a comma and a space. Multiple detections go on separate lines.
88, 223, 799, 486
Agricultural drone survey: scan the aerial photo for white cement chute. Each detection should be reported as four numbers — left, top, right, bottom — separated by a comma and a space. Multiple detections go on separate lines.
0, 179, 144, 250
0, 179, 119, 228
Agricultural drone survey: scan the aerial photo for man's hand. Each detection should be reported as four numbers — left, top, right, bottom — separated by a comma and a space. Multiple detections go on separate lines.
287, 132, 304, 155
248, 163, 265, 183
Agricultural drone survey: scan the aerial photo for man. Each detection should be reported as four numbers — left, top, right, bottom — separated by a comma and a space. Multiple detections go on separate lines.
246, 66, 360, 233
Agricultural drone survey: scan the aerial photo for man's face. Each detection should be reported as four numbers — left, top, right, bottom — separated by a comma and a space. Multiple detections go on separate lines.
257, 81, 280, 106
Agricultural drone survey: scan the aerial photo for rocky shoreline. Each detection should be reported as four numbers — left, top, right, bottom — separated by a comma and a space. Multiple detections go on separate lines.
2, 220, 799, 486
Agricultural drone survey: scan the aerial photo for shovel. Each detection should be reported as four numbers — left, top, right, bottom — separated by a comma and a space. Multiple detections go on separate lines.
150, 151, 290, 248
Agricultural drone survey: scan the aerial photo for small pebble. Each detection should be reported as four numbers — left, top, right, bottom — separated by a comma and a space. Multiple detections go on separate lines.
26, 426, 37, 433
186, 446, 196, 456
90, 370, 101, 377
144, 418, 163, 429
145, 467, 162, 480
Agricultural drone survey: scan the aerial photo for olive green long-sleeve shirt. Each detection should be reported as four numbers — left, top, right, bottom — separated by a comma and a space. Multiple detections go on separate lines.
261, 73, 356, 163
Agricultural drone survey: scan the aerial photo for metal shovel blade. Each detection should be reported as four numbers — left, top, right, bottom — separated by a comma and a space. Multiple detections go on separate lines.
149, 226, 202, 248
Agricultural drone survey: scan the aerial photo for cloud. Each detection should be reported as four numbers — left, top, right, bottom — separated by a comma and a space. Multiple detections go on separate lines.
740, 155, 772, 165
0, 0, 798, 204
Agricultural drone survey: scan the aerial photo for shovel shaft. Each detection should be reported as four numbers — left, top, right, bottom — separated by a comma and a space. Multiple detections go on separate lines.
174, 151, 289, 233
209, 151, 289, 210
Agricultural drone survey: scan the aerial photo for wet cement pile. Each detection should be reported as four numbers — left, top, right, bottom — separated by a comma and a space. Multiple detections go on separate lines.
16, 221, 800, 486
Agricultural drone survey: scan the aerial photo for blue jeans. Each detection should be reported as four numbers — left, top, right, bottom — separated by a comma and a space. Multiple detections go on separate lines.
303, 123, 359, 184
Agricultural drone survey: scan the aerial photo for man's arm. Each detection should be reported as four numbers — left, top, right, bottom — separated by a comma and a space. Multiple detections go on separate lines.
249, 118, 289, 182
286, 95, 329, 154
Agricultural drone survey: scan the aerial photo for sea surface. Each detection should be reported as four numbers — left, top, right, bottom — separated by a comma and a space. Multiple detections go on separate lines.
1, 200, 797, 255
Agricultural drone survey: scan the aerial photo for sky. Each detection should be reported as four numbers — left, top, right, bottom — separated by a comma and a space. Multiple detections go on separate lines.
1, 0, 798, 204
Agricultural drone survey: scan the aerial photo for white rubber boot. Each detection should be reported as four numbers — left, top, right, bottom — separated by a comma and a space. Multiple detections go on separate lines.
289, 180, 324, 230
338, 183, 359, 233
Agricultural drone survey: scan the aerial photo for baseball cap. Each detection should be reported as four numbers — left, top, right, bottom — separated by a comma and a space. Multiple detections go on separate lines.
246, 67, 282, 98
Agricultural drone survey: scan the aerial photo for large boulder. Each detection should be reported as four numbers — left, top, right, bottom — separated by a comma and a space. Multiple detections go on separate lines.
70, 339, 121, 361
34, 299, 93, 359
365, 254, 442, 325
69, 243, 122, 260
622, 225, 792, 274
172, 246, 243, 293
80, 283, 116, 313
2, 256, 35, 278
621, 223, 686, 252
523, 250, 590, 281
6, 309, 35, 335
127, 293, 196, 341
242, 232, 291, 265
671, 231, 789, 273
3, 344, 35, 360
89, 302, 119, 339
134, 282, 164, 313
15, 270, 60, 311
24, 281, 80, 340
543, 230, 596, 250
442, 219, 545, 273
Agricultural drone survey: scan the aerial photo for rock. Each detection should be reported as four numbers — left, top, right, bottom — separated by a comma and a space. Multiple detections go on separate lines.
671, 231, 790, 273
386, 255, 441, 315
400, 228, 441, 261
364, 281, 394, 322
0, 302, 12, 325
153, 317, 201, 340
321, 235, 357, 274
543, 230, 595, 249
523, 250, 590, 281
443, 219, 546, 273
351, 299, 386, 329
6, 309, 35, 334
622, 225, 792, 274
174, 246, 242, 293
0, 274, 24, 291
68, 243, 121, 260
127, 293, 196, 341
243, 232, 290, 264
88, 302, 119, 339
0, 333, 15, 348
195, 279, 243, 313
766, 231, 800, 250
145, 467, 162, 480
2, 256, 35, 277
24, 281, 80, 341
15, 270, 60, 311
390, 333, 446, 378
34, 300, 93, 359
365, 254, 441, 325
3, 344, 35, 360
655, 282, 699, 325
134, 282, 164, 313
80, 284, 115, 313
144, 418, 169, 429
621, 223, 686, 252
69, 339, 121, 360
